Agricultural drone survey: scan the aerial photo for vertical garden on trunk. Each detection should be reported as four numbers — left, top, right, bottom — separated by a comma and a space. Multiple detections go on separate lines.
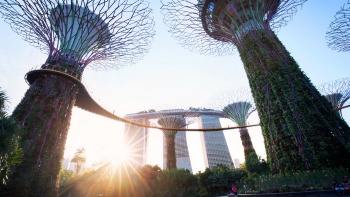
0, 0, 155, 195
238, 29, 350, 171
161, 0, 350, 172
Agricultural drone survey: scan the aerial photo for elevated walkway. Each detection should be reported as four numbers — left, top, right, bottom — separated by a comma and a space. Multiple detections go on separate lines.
25, 69, 260, 131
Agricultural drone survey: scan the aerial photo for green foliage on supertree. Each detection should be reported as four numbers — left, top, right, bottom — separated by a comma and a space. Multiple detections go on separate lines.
238, 127, 257, 160
0, 0, 155, 195
0, 88, 22, 187
161, 0, 350, 174
238, 29, 350, 172
7, 77, 77, 197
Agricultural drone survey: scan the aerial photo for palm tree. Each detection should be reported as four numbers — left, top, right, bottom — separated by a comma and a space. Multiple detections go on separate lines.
71, 148, 86, 174
0, 88, 22, 186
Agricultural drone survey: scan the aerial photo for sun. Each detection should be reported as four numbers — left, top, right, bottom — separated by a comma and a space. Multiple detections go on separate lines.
66, 114, 132, 168
108, 145, 131, 166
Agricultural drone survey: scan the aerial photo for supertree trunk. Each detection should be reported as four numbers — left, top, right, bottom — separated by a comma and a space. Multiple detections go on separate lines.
238, 29, 350, 172
157, 114, 189, 170
164, 131, 177, 170
0, 0, 155, 195
238, 128, 255, 159
7, 75, 77, 197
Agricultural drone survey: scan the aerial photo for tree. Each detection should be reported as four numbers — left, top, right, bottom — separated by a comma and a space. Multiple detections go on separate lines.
58, 169, 74, 188
0, 88, 22, 186
245, 152, 270, 175
71, 148, 86, 174
137, 165, 162, 196
157, 168, 198, 197
196, 164, 247, 196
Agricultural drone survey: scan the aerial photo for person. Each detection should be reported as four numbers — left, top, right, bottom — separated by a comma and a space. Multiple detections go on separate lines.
335, 176, 350, 196
231, 184, 238, 197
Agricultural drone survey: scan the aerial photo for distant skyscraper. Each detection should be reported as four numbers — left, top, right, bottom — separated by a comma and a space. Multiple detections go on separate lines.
62, 158, 71, 171
124, 110, 227, 172
124, 118, 149, 167
234, 158, 241, 169
199, 115, 233, 169
163, 130, 193, 172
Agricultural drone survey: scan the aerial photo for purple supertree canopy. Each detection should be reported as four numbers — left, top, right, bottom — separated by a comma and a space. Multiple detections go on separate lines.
318, 77, 350, 110
0, 0, 155, 70
326, 0, 350, 52
161, 0, 306, 55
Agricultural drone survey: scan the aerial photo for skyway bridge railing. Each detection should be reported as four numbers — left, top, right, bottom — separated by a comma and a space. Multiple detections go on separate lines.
25, 68, 347, 132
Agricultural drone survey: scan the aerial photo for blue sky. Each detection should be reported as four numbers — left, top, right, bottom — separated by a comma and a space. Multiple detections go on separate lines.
0, 0, 349, 173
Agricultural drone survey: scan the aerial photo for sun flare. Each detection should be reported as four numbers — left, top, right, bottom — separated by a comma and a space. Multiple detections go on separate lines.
108, 145, 131, 166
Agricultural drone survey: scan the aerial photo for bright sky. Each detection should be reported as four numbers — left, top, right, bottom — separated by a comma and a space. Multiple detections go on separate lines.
0, 1, 350, 174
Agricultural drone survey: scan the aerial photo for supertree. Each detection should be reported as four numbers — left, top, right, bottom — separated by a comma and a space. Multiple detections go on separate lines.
326, 0, 350, 52
161, 0, 350, 172
0, 0, 154, 196
157, 115, 187, 170
124, 109, 200, 170
214, 88, 257, 160
318, 77, 350, 118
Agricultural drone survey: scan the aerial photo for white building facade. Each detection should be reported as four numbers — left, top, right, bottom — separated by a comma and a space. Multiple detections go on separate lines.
123, 110, 233, 172
123, 118, 149, 167
199, 115, 233, 169
163, 130, 193, 172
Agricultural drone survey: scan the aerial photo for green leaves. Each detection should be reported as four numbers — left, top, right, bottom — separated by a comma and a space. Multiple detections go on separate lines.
71, 148, 86, 174
239, 29, 350, 172
0, 87, 22, 186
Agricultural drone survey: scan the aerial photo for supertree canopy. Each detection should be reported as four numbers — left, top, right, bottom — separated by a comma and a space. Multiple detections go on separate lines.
326, 0, 350, 52
318, 77, 350, 118
0, 0, 154, 196
162, 0, 350, 172
158, 115, 187, 170
125, 109, 199, 170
